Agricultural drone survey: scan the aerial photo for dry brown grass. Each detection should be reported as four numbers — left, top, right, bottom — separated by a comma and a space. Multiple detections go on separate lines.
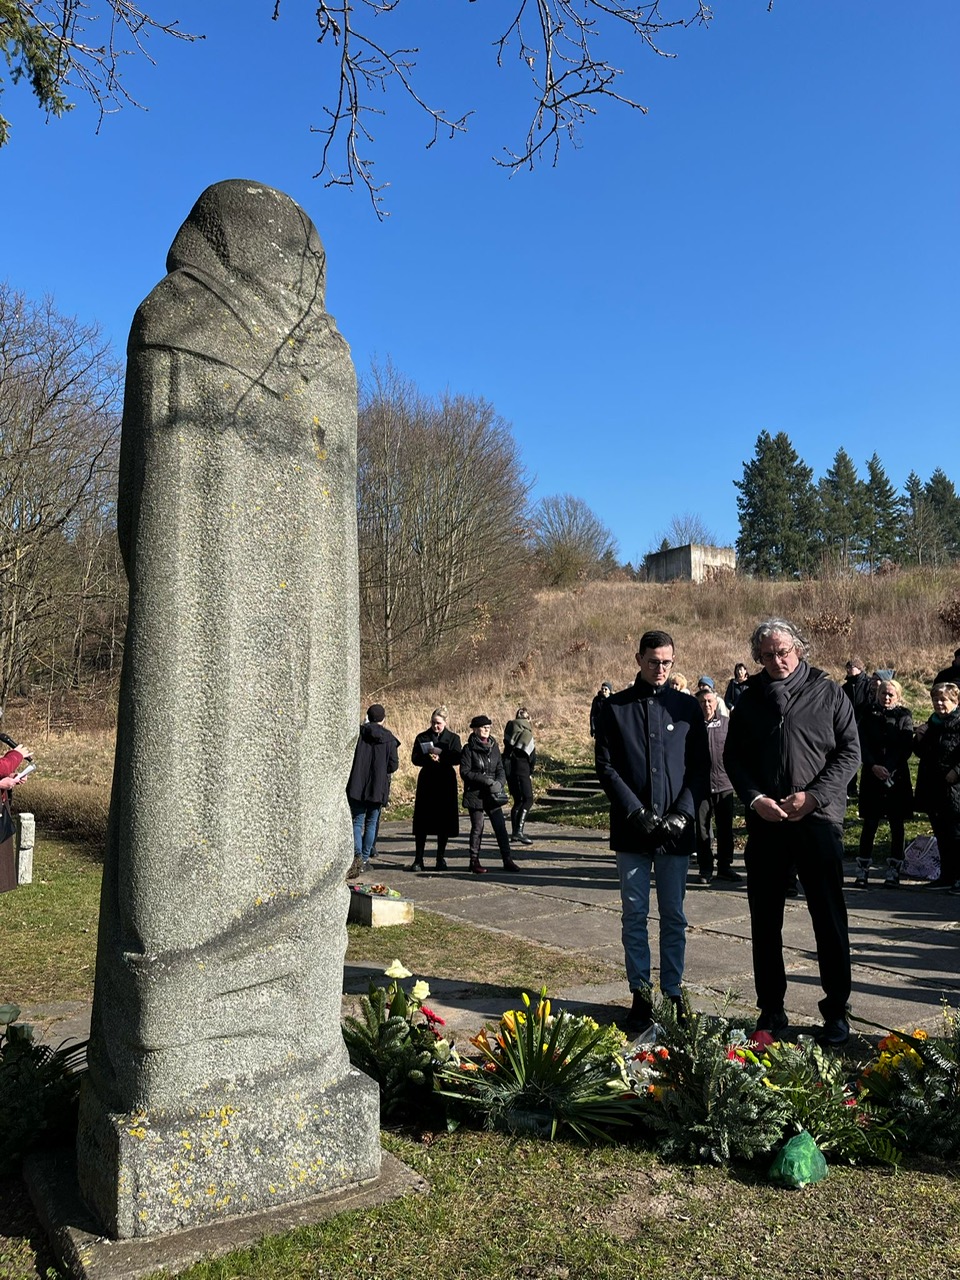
7, 568, 960, 811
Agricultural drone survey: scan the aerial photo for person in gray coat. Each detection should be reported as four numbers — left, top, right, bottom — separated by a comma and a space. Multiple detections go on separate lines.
724, 618, 860, 1048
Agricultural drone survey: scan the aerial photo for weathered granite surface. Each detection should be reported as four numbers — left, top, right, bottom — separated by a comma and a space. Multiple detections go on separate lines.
76, 180, 379, 1239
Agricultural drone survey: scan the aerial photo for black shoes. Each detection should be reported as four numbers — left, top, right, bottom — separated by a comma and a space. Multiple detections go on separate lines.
715, 868, 742, 883
623, 992, 654, 1036
755, 1008, 789, 1035
435, 856, 448, 871
407, 857, 425, 872
816, 1017, 850, 1048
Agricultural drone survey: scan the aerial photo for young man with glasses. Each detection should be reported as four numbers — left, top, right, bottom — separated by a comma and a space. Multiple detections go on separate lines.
594, 629, 709, 1035
723, 618, 860, 1047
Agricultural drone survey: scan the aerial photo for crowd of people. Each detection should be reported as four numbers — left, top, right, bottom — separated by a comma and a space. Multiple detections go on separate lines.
342, 625, 958, 1045
345, 703, 538, 880
592, 620, 960, 1048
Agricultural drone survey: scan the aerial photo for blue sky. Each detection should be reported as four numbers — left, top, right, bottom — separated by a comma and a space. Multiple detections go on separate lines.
3, 2, 958, 566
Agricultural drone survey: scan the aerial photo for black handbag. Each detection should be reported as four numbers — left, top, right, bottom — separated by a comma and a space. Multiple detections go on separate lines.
489, 782, 510, 807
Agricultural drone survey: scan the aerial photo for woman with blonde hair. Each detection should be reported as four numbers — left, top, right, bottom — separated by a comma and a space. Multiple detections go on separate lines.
409, 706, 462, 872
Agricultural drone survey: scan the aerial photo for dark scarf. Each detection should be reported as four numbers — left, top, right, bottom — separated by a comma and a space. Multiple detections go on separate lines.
762, 660, 809, 717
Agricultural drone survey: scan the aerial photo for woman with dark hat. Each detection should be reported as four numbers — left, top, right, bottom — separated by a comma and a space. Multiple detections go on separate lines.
409, 706, 462, 872
460, 715, 519, 875
502, 706, 536, 845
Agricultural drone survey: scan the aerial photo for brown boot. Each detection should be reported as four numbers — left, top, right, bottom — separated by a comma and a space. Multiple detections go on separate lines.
470, 855, 487, 875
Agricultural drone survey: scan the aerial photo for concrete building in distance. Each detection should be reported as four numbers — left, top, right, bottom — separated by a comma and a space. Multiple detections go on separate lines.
645, 543, 736, 584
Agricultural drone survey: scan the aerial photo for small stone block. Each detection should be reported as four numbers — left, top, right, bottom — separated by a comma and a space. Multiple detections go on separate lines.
348, 892, 414, 928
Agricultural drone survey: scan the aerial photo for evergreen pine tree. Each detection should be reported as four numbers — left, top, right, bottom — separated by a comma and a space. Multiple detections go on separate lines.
818, 448, 867, 572
862, 453, 900, 570
735, 431, 819, 576
924, 469, 960, 561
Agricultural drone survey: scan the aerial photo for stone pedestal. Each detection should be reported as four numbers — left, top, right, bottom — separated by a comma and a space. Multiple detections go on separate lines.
348, 891, 414, 928
78, 1063, 379, 1238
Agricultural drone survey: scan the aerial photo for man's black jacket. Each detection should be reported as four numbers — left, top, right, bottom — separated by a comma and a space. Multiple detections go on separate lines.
594, 678, 709, 854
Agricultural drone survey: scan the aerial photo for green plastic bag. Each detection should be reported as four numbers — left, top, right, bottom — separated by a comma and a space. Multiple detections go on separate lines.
768, 1130, 829, 1188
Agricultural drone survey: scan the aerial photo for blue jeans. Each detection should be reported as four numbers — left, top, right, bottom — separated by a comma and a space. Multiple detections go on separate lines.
616, 851, 689, 998
349, 800, 382, 863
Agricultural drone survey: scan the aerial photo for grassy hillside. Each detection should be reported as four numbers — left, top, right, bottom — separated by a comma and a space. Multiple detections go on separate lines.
7, 567, 960, 815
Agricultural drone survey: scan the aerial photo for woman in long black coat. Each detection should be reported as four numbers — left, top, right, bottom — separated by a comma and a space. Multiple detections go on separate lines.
913, 681, 960, 891
460, 715, 518, 875
854, 679, 914, 888
409, 706, 462, 872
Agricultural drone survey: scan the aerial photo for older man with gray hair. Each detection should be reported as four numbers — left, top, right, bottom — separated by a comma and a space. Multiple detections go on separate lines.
723, 617, 860, 1047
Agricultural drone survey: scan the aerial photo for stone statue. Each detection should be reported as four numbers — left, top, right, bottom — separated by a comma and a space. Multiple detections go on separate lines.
77, 180, 380, 1238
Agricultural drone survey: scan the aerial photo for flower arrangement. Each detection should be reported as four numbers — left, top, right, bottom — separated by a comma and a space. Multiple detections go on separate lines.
341, 961, 455, 1121
857, 1013, 960, 1157
350, 883, 402, 898
628, 1003, 792, 1164
340, 972, 959, 1172
438, 988, 637, 1142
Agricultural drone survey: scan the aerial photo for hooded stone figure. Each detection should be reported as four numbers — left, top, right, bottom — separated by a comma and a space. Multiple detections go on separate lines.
78, 181, 379, 1238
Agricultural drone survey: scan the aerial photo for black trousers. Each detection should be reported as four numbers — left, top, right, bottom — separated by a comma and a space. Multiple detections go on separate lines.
468, 806, 512, 860
744, 817, 851, 1020
695, 790, 735, 877
506, 758, 534, 827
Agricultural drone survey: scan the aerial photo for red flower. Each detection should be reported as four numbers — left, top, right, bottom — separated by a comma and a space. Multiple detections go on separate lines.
750, 1030, 774, 1048
420, 1005, 446, 1025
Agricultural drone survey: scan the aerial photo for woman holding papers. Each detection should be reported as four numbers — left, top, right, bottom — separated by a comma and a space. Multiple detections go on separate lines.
409, 707, 462, 872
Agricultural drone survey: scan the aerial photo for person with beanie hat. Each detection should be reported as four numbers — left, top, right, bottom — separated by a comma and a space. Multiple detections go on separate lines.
460, 715, 519, 874
345, 704, 399, 879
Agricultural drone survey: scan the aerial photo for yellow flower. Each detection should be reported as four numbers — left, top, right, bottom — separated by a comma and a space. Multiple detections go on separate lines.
384, 959, 412, 979
411, 980, 430, 1002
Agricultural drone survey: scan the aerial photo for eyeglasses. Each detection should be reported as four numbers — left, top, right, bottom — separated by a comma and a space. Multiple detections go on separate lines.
760, 648, 795, 662
644, 658, 674, 668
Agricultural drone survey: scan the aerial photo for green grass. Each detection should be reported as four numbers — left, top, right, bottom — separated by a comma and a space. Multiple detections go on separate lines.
0, 837, 102, 1004
115, 1135, 960, 1279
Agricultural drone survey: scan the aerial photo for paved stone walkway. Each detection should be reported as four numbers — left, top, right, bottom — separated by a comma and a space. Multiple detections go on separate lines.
21, 818, 960, 1051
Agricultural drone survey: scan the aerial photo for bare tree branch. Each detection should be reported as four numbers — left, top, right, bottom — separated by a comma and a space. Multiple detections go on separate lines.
5, 2, 714, 208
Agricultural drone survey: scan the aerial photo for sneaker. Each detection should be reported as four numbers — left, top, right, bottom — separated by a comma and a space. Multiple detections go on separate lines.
882, 870, 900, 889
815, 1017, 850, 1048
715, 868, 742, 882
852, 870, 869, 889
756, 1008, 789, 1035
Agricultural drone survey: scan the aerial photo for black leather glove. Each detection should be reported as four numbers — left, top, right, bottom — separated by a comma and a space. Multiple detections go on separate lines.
654, 812, 690, 847
628, 806, 661, 839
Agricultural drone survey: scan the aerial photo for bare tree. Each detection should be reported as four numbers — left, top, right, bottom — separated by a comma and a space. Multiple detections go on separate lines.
358, 362, 531, 681
531, 493, 618, 587
5, 2, 712, 209
651, 511, 718, 550
0, 284, 122, 701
